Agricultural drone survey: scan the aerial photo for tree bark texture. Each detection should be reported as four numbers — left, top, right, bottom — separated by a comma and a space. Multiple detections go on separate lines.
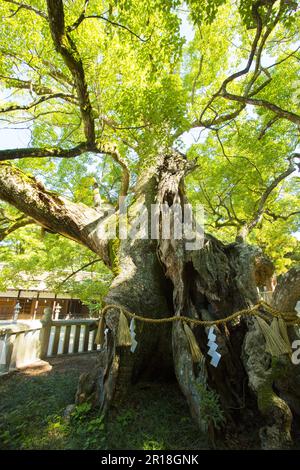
1, 155, 299, 448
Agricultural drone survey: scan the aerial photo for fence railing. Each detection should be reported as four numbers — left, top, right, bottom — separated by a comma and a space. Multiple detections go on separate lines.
42, 319, 99, 358
0, 313, 99, 375
0, 326, 41, 375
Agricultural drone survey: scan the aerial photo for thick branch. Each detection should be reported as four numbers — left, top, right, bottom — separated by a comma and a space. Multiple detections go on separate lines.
190, 105, 245, 131
0, 144, 89, 161
46, 0, 95, 145
221, 1, 264, 90
98, 142, 130, 198
0, 142, 130, 198
0, 163, 111, 265
222, 91, 300, 127
0, 75, 77, 103
191, 1, 300, 132
195, 1, 263, 128
265, 209, 300, 221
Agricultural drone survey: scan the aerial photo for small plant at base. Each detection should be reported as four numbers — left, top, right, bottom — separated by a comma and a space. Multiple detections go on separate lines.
69, 405, 106, 449
142, 438, 165, 450
196, 382, 225, 446
70, 402, 92, 423
116, 409, 136, 427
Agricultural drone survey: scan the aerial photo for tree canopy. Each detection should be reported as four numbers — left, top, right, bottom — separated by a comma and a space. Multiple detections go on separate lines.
0, 0, 300, 304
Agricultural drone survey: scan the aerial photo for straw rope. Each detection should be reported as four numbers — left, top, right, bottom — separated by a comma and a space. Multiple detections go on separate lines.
99, 300, 300, 327
95, 300, 299, 358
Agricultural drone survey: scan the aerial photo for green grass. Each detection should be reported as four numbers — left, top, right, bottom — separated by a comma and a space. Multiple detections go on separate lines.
0, 370, 79, 449
106, 383, 208, 450
0, 368, 208, 450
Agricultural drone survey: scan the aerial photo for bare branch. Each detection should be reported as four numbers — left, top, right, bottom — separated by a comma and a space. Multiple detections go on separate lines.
3, 0, 47, 19
221, 91, 300, 126
258, 116, 280, 139
265, 209, 300, 221
0, 50, 73, 90
0, 93, 78, 114
266, 45, 300, 69
0, 212, 35, 241
215, 130, 263, 181
58, 258, 102, 287
237, 157, 297, 239
67, 0, 90, 31
68, 12, 148, 42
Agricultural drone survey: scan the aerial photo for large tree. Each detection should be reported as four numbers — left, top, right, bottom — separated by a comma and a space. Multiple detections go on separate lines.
0, 0, 300, 449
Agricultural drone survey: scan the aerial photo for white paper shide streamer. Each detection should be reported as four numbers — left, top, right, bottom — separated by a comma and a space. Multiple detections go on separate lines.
130, 318, 138, 353
207, 326, 221, 368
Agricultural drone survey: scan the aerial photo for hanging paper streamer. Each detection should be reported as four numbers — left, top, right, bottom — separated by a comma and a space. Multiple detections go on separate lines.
129, 318, 138, 353
207, 326, 221, 368
104, 327, 109, 341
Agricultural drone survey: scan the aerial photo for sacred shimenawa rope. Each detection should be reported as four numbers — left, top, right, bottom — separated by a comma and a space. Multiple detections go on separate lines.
94, 300, 300, 362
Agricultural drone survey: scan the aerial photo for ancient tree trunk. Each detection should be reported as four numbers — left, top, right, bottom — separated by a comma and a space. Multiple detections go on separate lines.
268, 268, 300, 434
1, 154, 299, 449
76, 159, 174, 411
242, 267, 300, 449
272, 267, 300, 312
76, 151, 300, 449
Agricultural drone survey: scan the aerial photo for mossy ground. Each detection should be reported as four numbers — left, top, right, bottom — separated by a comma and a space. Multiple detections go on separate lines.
0, 354, 272, 450
0, 355, 208, 450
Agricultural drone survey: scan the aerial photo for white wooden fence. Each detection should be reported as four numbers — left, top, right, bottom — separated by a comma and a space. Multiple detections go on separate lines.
0, 317, 99, 375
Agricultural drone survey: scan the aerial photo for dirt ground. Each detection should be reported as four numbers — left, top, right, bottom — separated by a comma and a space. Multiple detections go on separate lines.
2, 353, 294, 450
15, 353, 99, 377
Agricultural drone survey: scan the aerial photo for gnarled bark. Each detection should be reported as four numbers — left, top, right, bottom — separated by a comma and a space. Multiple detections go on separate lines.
76, 151, 298, 449
242, 266, 300, 449
76, 159, 173, 411
272, 266, 300, 313
269, 267, 300, 435
1, 152, 299, 449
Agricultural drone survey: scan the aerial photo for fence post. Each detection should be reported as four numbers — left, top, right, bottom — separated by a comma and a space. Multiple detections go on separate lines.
0, 330, 14, 374
40, 307, 52, 359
